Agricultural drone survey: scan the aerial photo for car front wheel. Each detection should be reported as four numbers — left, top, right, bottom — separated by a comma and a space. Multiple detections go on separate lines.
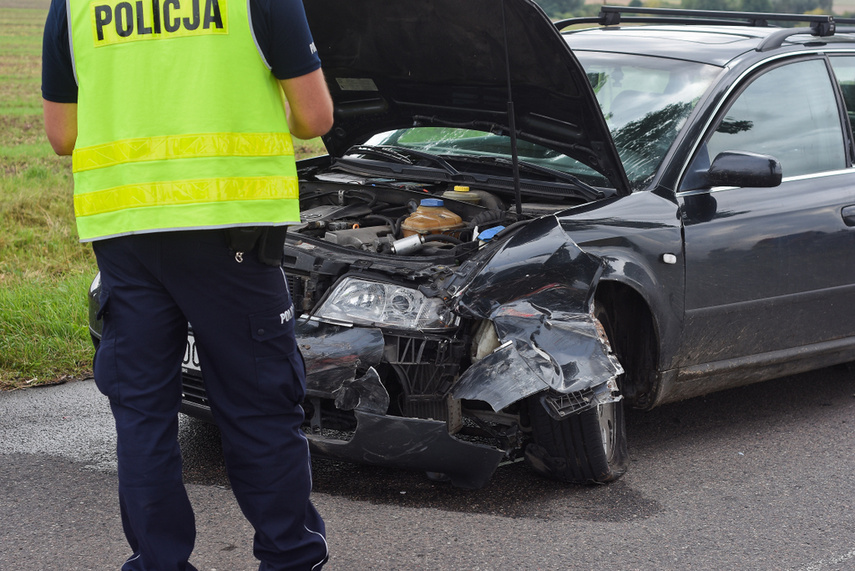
524, 392, 628, 484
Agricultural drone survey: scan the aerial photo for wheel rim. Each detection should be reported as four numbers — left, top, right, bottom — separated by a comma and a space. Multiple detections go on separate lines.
597, 401, 617, 461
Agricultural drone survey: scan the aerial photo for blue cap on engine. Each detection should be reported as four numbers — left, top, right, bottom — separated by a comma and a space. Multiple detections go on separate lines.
477, 226, 505, 242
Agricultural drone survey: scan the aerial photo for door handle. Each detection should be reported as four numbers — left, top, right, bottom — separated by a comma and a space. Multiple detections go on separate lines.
842, 205, 855, 226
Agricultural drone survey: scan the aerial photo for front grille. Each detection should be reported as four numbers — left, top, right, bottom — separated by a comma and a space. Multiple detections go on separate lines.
286, 273, 307, 313
402, 398, 449, 421
387, 335, 463, 397
181, 373, 209, 408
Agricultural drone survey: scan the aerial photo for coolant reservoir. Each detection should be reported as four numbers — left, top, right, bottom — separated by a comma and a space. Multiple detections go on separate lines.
401, 199, 464, 238
441, 185, 481, 205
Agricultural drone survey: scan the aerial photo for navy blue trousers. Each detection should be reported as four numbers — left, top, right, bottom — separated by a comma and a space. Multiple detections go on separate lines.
92, 230, 328, 571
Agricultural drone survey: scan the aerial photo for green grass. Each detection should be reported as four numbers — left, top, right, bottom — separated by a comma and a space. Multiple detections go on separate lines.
0, 7, 90, 389
0, 273, 95, 388
0, 6, 328, 389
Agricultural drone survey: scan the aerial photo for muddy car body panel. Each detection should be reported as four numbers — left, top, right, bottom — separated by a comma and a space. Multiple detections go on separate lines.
548, 190, 686, 406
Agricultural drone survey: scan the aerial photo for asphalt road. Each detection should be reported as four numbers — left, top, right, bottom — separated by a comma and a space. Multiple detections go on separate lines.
1, 368, 853, 571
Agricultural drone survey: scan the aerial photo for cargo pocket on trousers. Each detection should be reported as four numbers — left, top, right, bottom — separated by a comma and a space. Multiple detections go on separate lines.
92, 288, 120, 401
249, 304, 306, 413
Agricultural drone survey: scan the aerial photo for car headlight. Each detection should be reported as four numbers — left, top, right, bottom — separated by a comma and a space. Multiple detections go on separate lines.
89, 272, 101, 294
315, 277, 457, 330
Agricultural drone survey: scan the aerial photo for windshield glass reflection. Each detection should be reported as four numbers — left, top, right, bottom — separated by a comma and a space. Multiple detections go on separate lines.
577, 51, 721, 188
361, 54, 720, 191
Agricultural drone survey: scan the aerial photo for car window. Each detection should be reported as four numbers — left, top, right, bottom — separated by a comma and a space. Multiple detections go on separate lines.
705, 59, 846, 178
829, 55, 855, 133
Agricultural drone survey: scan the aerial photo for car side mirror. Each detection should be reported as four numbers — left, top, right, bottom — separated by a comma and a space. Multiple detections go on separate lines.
706, 151, 782, 188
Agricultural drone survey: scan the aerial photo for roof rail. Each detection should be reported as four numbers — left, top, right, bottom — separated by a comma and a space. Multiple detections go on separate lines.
556, 6, 837, 37
755, 27, 823, 51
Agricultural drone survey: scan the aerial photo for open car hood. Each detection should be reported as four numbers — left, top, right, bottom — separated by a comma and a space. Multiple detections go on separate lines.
304, 0, 631, 195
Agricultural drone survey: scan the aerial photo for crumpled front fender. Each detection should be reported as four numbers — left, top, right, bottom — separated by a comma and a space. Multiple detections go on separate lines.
451, 216, 623, 413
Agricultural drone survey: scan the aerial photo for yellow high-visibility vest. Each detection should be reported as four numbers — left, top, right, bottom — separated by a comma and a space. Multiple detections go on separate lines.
67, 0, 299, 241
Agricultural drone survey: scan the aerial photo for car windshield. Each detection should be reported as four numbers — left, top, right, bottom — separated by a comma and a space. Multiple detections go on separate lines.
360, 52, 720, 191
577, 51, 721, 188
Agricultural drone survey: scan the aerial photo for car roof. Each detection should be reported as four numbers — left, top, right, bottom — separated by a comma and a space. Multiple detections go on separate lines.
564, 26, 772, 66
563, 25, 855, 67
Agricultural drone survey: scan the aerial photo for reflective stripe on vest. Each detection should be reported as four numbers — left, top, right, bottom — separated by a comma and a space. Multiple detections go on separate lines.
68, 0, 299, 242
72, 132, 294, 172
74, 175, 299, 217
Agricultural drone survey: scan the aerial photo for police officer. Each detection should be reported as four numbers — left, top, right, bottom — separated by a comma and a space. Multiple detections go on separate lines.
41, 0, 334, 566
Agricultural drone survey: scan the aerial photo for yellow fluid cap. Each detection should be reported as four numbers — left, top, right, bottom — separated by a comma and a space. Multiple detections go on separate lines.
453, 185, 470, 192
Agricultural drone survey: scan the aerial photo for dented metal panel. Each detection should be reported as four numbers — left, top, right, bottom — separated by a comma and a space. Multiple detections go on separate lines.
450, 216, 603, 316
332, 367, 389, 415
296, 319, 385, 398
452, 216, 623, 411
453, 307, 623, 411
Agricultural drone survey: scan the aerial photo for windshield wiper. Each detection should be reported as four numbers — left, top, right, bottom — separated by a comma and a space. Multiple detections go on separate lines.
440, 155, 604, 201
345, 145, 412, 165
344, 145, 460, 176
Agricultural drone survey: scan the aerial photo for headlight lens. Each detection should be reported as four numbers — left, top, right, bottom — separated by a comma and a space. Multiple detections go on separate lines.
316, 277, 456, 330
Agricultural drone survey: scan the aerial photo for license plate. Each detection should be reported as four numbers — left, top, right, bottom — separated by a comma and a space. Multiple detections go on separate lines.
182, 333, 201, 373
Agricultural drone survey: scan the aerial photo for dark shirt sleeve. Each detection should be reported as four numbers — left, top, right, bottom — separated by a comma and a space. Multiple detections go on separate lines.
249, 0, 322, 80
41, 0, 78, 103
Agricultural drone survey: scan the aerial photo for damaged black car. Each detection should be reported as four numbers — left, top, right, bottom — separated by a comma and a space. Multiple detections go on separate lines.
88, 2, 855, 488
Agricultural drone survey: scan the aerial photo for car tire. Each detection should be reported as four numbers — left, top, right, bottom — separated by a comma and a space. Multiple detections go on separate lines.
524, 393, 628, 484
524, 301, 628, 484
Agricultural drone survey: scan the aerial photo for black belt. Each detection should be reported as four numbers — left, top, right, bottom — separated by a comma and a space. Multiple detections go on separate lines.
226, 226, 288, 266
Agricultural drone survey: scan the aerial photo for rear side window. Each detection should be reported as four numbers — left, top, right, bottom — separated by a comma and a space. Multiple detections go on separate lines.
706, 59, 845, 178
829, 55, 855, 133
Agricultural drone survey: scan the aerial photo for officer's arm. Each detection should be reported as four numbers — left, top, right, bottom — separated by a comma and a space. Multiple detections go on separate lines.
43, 100, 77, 156
279, 68, 334, 141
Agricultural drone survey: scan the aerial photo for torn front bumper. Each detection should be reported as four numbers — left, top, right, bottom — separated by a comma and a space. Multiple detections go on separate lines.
307, 411, 505, 489
297, 320, 506, 488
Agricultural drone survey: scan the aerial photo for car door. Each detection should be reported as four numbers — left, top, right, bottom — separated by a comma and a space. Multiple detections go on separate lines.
676, 56, 855, 371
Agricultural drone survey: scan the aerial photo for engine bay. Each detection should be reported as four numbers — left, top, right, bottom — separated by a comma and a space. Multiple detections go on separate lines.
290, 172, 587, 258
